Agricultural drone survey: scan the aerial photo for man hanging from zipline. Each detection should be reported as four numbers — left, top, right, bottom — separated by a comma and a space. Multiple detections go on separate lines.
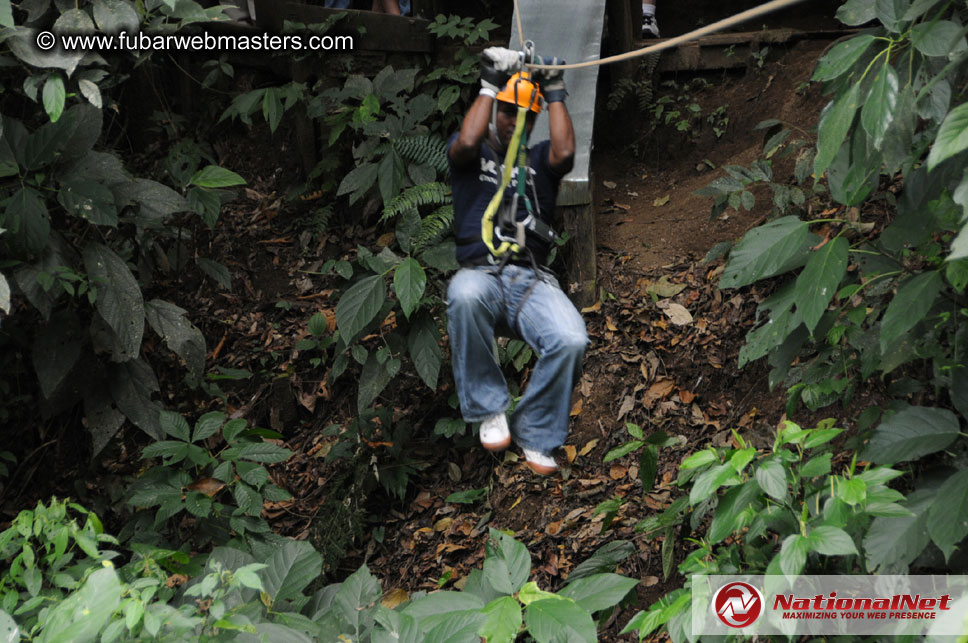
446, 46, 588, 476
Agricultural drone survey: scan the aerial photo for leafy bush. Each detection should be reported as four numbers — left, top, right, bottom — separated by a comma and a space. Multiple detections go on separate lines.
624, 420, 936, 641
1, 0, 245, 454
124, 410, 293, 548
0, 500, 635, 643
312, 528, 638, 643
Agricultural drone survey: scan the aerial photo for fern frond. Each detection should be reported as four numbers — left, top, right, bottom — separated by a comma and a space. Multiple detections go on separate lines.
393, 135, 449, 177
412, 204, 454, 253
381, 182, 450, 222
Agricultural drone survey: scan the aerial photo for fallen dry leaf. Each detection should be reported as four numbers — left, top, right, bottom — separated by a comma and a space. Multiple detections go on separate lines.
580, 301, 602, 314
186, 478, 226, 497
642, 377, 675, 408
617, 395, 636, 421
564, 445, 577, 463
662, 303, 694, 326
579, 439, 599, 456
570, 398, 583, 417
433, 517, 453, 532
644, 576, 660, 587
653, 194, 671, 207
382, 588, 409, 609
679, 389, 697, 404
603, 180, 617, 189
609, 464, 628, 480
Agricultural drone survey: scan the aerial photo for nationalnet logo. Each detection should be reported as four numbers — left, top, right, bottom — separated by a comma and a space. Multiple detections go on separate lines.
693, 575, 968, 636
713, 581, 764, 628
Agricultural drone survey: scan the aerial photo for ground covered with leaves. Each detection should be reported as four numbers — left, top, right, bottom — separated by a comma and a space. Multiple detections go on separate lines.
0, 27, 861, 642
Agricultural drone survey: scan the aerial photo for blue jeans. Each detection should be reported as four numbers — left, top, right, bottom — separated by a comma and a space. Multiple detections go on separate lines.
447, 265, 589, 454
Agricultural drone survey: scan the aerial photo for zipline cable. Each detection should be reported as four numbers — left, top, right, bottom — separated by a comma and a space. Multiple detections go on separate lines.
512, 0, 807, 71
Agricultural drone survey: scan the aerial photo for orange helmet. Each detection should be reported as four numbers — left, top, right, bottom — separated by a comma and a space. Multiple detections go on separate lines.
496, 72, 543, 114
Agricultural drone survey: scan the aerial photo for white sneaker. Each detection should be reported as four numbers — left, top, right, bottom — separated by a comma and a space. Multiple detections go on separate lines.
521, 447, 558, 475
642, 15, 660, 38
480, 413, 511, 452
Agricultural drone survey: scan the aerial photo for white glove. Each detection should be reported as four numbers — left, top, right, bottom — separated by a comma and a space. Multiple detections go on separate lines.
482, 46, 523, 72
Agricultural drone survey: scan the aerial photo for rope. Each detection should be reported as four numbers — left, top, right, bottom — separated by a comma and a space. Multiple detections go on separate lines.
515, 4, 526, 50
481, 105, 530, 257
512, 0, 807, 71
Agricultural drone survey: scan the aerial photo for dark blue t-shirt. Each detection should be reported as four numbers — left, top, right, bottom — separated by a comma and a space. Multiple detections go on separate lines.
448, 134, 564, 266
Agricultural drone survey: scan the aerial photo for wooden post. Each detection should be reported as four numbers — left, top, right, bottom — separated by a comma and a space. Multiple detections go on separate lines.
290, 58, 317, 176
560, 198, 597, 309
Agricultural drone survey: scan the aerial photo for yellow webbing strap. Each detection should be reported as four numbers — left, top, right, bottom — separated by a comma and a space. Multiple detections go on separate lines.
481, 105, 529, 257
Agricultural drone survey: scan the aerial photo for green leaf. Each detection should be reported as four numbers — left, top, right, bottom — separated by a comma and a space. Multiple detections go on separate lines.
93, 0, 140, 32
680, 449, 717, 470
0, 609, 20, 643
708, 480, 761, 544
83, 243, 144, 360
159, 411, 190, 441
558, 573, 638, 614
525, 598, 596, 643
263, 87, 284, 132
408, 312, 442, 390
795, 236, 848, 333
145, 299, 206, 384
639, 445, 658, 492
263, 540, 322, 603
860, 405, 959, 464
803, 428, 843, 449
808, 525, 858, 555
800, 453, 832, 478
197, 258, 232, 291
927, 102, 968, 171
423, 611, 487, 642
567, 541, 636, 582
403, 592, 484, 631
189, 165, 246, 188
112, 178, 188, 223
42, 75, 66, 122
0, 273, 10, 317
58, 179, 118, 226
110, 358, 164, 440
840, 477, 867, 505
879, 271, 942, 353
478, 596, 521, 643
720, 216, 813, 289
358, 351, 392, 413
903, 0, 943, 18
192, 411, 224, 442
864, 488, 933, 571
836, 0, 876, 25
420, 241, 459, 273
79, 79, 102, 109
230, 442, 293, 464
911, 19, 967, 57
393, 258, 426, 319
0, 0, 13, 27
603, 440, 644, 463
815, 83, 861, 178
445, 488, 487, 504
812, 35, 876, 81
875, 0, 909, 32
779, 534, 809, 576
689, 463, 738, 505
926, 469, 968, 561
485, 529, 530, 594
755, 457, 789, 502
5, 187, 50, 256
861, 62, 898, 148
337, 162, 379, 205
335, 274, 385, 342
